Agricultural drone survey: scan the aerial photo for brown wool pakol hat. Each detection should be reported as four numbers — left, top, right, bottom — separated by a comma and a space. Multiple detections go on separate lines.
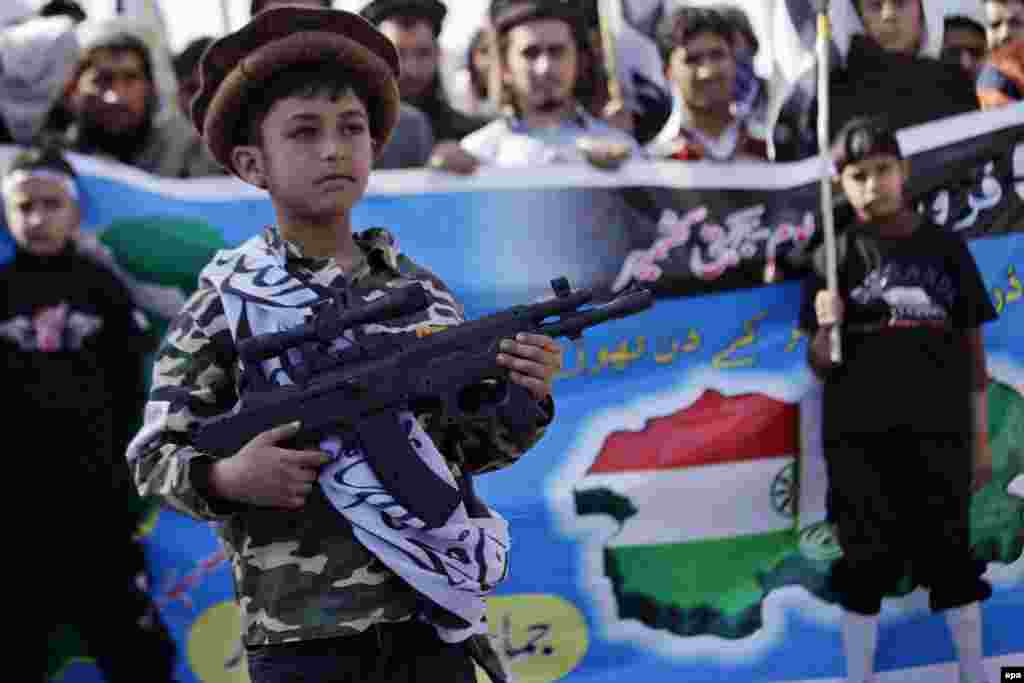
191, 6, 401, 172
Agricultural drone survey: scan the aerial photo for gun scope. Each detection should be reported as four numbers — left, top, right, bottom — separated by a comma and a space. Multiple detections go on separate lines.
238, 283, 431, 364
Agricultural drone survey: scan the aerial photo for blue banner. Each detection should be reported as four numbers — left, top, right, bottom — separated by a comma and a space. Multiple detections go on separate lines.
23, 104, 1023, 683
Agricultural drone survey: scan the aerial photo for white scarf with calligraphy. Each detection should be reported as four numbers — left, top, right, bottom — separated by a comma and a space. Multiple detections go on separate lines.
202, 234, 510, 644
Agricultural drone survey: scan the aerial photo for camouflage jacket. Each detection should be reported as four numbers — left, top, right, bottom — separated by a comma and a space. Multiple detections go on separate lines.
127, 226, 552, 647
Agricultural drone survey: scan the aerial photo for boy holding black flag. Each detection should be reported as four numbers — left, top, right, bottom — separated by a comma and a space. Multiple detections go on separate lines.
801, 117, 997, 683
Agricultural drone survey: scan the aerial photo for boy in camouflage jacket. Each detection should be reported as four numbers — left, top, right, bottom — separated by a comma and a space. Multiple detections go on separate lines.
125, 7, 560, 682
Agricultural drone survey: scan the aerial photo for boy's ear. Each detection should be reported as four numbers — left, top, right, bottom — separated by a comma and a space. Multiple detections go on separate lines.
231, 145, 268, 189
899, 159, 911, 180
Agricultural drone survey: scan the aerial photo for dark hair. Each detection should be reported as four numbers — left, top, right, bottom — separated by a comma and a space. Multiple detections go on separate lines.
5, 144, 77, 179
944, 14, 987, 38
717, 4, 759, 55
38, 0, 87, 23
174, 36, 215, 81
579, 0, 599, 29
832, 116, 903, 172
375, 11, 442, 37
74, 33, 156, 87
466, 28, 491, 100
250, 0, 331, 18
655, 6, 734, 63
854, 0, 924, 18
491, 0, 590, 49
241, 65, 375, 147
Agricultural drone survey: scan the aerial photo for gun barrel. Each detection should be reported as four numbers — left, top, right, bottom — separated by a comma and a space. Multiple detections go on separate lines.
239, 283, 430, 364
538, 288, 653, 339
528, 288, 594, 317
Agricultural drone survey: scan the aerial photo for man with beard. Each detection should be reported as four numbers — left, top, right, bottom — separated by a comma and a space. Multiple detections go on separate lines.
457, 0, 639, 168
61, 27, 224, 177
360, 0, 488, 143
358, 0, 485, 173
647, 6, 769, 162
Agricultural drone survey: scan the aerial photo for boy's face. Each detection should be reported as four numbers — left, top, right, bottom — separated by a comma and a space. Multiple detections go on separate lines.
4, 177, 81, 257
502, 19, 579, 117
234, 90, 374, 221
985, 0, 1024, 49
839, 154, 909, 223
858, 0, 923, 54
666, 32, 736, 113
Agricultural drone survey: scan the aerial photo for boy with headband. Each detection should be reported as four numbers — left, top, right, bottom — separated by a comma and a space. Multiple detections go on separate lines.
2, 146, 175, 682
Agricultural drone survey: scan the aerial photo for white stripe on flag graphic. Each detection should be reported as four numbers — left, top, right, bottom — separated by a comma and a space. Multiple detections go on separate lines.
580, 455, 796, 547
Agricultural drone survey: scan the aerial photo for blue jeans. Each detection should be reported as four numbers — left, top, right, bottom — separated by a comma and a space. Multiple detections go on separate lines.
245, 620, 476, 683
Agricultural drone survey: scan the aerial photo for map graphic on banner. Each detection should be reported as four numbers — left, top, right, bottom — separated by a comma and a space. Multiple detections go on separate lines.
17, 103, 1022, 683
563, 380, 1023, 645
574, 390, 802, 639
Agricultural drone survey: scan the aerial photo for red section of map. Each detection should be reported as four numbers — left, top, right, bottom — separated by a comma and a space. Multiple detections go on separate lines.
587, 390, 798, 474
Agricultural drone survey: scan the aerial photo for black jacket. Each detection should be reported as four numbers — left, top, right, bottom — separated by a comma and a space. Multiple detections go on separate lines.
772, 35, 979, 162
410, 80, 491, 142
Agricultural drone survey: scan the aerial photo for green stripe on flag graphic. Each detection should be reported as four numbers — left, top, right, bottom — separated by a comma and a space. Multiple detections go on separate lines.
608, 531, 798, 616
971, 380, 1024, 563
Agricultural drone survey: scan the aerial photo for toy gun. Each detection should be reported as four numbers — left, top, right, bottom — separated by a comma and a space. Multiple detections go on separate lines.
196, 277, 654, 528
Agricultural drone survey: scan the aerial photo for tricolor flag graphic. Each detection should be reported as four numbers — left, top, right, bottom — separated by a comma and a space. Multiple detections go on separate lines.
574, 390, 804, 639
572, 382, 1024, 640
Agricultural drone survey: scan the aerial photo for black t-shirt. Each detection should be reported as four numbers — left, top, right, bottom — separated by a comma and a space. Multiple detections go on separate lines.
1, 245, 154, 544
799, 220, 998, 438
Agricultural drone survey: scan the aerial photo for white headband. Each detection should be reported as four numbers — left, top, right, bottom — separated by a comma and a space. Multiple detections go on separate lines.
2, 168, 79, 201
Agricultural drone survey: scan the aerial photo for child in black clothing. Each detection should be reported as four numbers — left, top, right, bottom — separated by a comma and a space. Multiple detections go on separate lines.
1, 146, 177, 682
800, 117, 997, 683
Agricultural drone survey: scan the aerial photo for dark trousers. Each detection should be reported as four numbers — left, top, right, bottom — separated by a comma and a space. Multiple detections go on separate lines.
246, 620, 477, 683
825, 430, 991, 615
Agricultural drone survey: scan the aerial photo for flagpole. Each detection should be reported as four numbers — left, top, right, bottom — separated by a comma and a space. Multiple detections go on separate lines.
220, 0, 231, 35
596, 0, 626, 118
487, 23, 503, 115
815, 0, 841, 363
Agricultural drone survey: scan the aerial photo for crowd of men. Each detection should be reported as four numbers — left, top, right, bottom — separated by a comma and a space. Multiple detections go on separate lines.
3, 0, 1022, 179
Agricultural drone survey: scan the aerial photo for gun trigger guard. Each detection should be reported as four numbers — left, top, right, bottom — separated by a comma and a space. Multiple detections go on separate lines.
496, 382, 544, 434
